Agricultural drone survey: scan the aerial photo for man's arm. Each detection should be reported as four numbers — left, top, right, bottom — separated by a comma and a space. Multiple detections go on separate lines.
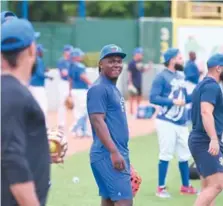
80, 72, 92, 86
89, 114, 118, 153
87, 86, 118, 153
1, 102, 40, 206
200, 83, 219, 140
149, 74, 174, 106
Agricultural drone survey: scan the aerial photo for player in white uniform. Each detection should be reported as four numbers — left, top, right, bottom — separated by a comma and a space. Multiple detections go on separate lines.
57, 45, 73, 128
69, 48, 92, 137
149, 48, 197, 198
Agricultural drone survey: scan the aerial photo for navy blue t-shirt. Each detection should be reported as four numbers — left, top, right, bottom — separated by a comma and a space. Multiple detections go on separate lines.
87, 75, 129, 163
69, 62, 88, 89
128, 60, 143, 88
190, 77, 223, 142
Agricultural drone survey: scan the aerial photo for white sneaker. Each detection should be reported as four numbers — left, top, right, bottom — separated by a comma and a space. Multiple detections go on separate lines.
156, 187, 171, 198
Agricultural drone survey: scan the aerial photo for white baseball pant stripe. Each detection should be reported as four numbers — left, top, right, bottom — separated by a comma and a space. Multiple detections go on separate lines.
57, 80, 69, 127
29, 86, 48, 121
155, 119, 191, 162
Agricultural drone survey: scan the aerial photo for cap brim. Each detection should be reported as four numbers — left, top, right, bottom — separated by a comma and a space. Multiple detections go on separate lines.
103, 52, 126, 60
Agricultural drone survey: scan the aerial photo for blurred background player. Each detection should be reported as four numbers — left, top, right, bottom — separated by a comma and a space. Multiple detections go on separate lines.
150, 48, 197, 198
128, 47, 152, 117
29, 44, 53, 122
184, 51, 201, 123
1, 18, 50, 206
57, 45, 73, 129
69, 48, 92, 137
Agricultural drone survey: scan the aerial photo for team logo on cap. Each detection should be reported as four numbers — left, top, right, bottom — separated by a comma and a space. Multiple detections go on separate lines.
111, 46, 119, 52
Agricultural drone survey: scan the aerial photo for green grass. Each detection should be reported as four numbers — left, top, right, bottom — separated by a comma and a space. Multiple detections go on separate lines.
47, 134, 223, 206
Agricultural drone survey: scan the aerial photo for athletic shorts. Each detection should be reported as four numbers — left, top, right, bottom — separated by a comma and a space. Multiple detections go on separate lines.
188, 137, 223, 178
90, 156, 133, 201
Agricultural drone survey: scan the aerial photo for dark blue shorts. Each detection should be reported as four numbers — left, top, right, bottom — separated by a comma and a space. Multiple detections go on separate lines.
90, 156, 133, 201
188, 138, 223, 178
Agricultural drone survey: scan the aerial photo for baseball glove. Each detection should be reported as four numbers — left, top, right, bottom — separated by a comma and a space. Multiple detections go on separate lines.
47, 127, 68, 164
130, 165, 142, 197
65, 95, 74, 110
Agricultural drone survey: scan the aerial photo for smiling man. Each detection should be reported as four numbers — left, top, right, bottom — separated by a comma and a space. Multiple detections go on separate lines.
87, 44, 133, 206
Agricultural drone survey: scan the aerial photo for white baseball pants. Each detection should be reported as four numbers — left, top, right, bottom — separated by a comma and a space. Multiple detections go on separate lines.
155, 119, 191, 162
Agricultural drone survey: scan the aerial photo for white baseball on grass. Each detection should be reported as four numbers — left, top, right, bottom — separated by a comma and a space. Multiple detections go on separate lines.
72, 176, 80, 183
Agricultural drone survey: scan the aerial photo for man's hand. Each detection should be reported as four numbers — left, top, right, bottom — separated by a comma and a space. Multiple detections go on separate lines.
173, 99, 185, 106
208, 139, 220, 156
110, 151, 125, 171
61, 69, 68, 77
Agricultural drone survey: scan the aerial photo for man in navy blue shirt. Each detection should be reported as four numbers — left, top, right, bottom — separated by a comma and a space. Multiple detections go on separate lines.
69, 48, 92, 137
30, 44, 52, 122
128, 47, 151, 116
57, 45, 73, 128
188, 54, 223, 206
87, 44, 133, 206
1, 18, 50, 206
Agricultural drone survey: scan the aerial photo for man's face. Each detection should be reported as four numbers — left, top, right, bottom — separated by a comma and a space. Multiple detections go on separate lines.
172, 52, 184, 71
218, 66, 223, 81
134, 53, 143, 62
64, 51, 70, 60
100, 55, 123, 80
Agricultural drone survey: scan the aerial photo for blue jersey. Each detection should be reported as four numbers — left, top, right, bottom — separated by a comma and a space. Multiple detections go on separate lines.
69, 62, 88, 89
190, 77, 223, 142
184, 60, 200, 84
87, 75, 129, 163
30, 57, 47, 87
57, 58, 70, 81
149, 68, 191, 125
128, 60, 143, 88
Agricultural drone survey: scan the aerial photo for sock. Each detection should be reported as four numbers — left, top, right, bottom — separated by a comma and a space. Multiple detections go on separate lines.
179, 161, 189, 187
158, 160, 169, 187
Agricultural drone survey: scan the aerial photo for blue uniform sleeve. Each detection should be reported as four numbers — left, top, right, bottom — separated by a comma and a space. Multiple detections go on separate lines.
87, 85, 108, 114
36, 58, 46, 79
201, 83, 220, 106
184, 62, 200, 84
149, 74, 174, 106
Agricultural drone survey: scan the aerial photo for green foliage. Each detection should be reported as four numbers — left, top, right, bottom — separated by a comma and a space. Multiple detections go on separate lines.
8, 1, 170, 22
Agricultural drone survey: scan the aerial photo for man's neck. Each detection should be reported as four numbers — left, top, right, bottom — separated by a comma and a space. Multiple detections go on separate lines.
1, 68, 30, 86
207, 72, 219, 83
167, 65, 176, 73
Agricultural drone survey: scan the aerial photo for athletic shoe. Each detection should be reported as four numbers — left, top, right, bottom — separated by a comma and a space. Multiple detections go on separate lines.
180, 185, 197, 195
156, 187, 171, 198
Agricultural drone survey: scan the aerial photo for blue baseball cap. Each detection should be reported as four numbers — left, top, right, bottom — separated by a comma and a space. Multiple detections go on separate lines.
37, 44, 47, 53
163, 48, 179, 63
63, 44, 73, 52
207, 53, 223, 69
70, 48, 85, 58
1, 11, 17, 24
133, 47, 143, 55
99, 44, 126, 61
1, 18, 35, 52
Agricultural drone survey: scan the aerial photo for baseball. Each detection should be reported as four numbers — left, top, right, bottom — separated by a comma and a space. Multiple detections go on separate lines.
49, 141, 57, 153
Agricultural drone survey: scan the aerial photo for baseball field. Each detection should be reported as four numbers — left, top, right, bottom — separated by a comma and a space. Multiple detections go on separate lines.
46, 110, 223, 206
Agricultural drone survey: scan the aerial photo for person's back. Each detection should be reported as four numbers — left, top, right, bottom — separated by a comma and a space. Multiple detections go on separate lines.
69, 62, 88, 89
88, 75, 129, 163
1, 75, 50, 205
190, 77, 223, 143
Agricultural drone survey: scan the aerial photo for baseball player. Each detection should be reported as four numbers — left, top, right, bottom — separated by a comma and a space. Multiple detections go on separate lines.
69, 48, 92, 137
1, 18, 50, 206
128, 48, 152, 116
149, 48, 197, 198
29, 44, 52, 121
57, 45, 73, 128
188, 54, 223, 206
87, 44, 133, 206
